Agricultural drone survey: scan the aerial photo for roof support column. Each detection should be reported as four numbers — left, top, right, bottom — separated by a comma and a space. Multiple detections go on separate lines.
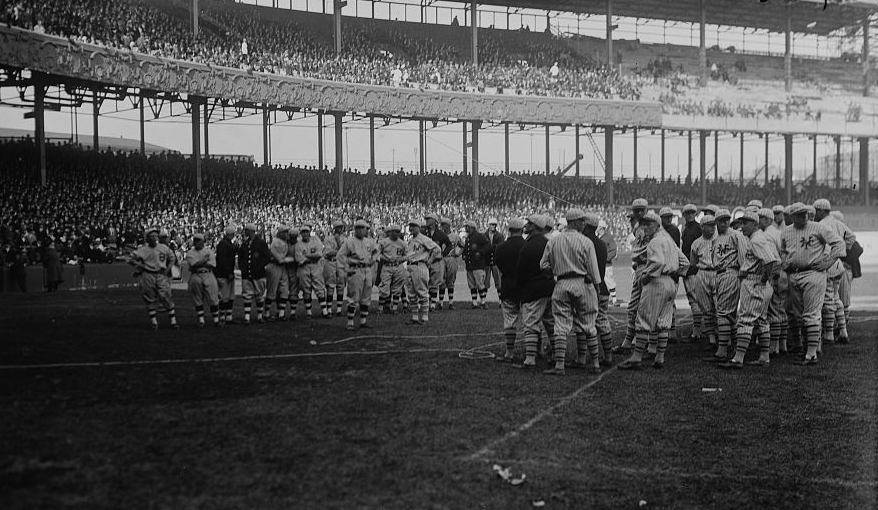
545, 125, 550, 175
575, 125, 581, 177
203, 101, 210, 160
660, 129, 665, 182
262, 104, 270, 167
699, 0, 706, 85
606, 0, 613, 69
765, 134, 769, 188
462, 121, 468, 175
835, 136, 841, 189
472, 120, 480, 202
739, 133, 744, 187
34, 77, 46, 187
784, 3, 792, 93
419, 120, 426, 175
605, 126, 614, 206
633, 127, 638, 183
864, 17, 870, 97
860, 137, 870, 206
334, 112, 344, 199
92, 90, 100, 152
191, 96, 202, 192
333, 0, 343, 55
471, 2, 478, 67
714, 131, 718, 182
812, 135, 818, 188
699, 130, 707, 205
784, 134, 793, 205
318, 112, 324, 170
139, 95, 146, 155
504, 123, 510, 175
687, 131, 692, 185
369, 115, 376, 172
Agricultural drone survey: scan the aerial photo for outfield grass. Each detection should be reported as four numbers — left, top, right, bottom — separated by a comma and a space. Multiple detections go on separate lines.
0, 289, 875, 509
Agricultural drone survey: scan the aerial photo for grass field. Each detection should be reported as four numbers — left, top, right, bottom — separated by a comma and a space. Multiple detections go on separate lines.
0, 288, 876, 510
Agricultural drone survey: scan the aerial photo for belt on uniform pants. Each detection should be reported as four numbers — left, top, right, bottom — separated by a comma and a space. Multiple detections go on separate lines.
701, 267, 727, 274
383, 261, 402, 266
786, 266, 813, 274
193, 269, 212, 274
301, 259, 317, 265
350, 263, 371, 269
557, 273, 585, 280
325, 257, 336, 262
410, 261, 427, 266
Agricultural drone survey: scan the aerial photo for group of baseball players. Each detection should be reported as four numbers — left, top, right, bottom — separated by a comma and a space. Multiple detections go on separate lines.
129, 197, 860, 372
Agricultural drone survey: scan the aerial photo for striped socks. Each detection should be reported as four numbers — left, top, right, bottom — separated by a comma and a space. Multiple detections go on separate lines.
731, 326, 753, 363
599, 333, 614, 362
804, 323, 821, 359
655, 331, 669, 364
359, 304, 369, 326
470, 289, 478, 306
629, 332, 649, 363
757, 326, 770, 362
347, 304, 356, 328
769, 322, 781, 354
553, 335, 568, 369
196, 305, 205, 325
523, 332, 538, 365
504, 330, 516, 357
148, 307, 158, 328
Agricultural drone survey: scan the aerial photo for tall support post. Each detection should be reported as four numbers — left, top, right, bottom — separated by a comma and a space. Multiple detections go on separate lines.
739, 133, 744, 187
35, 79, 46, 187
369, 115, 376, 171
864, 18, 871, 97
783, 134, 793, 204
687, 131, 693, 185
317, 112, 324, 170
472, 120, 480, 202
860, 137, 870, 206
462, 121, 468, 175
660, 129, 666, 182
699, 130, 707, 205
203, 101, 209, 160
575, 125, 581, 177
92, 90, 100, 152
333, 0, 342, 55
812, 135, 818, 187
191, 96, 202, 192
632, 127, 638, 183
835, 136, 841, 189
334, 112, 344, 199
262, 104, 270, 167
605, 0, 613, 68
504, 123, 510, 175
714, 130, 719, 182
699, 0, 707, 85
418, 120, 426, 175
605, 126, 614, 205
765, 134, 770, 188
545, 125, 551, 175
192, 0, 199, 36
784, 3, 792, 93
471, 1, 478, 67
139, 96, 146, 155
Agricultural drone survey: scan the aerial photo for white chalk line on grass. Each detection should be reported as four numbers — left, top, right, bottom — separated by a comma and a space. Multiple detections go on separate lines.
479, 457, 878, 489
0, 340, 507, 371
462, 367, 618, 462
320, 331, 503, 345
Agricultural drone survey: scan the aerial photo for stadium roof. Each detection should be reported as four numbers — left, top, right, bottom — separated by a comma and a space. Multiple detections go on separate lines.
478, 0, 877, 36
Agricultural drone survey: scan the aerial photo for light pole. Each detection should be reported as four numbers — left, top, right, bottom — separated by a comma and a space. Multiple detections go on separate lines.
392, 148, 396, 173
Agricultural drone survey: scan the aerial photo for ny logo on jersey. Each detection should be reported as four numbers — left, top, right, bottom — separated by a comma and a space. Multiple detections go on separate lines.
745, 249, 756, 262
158, 252, 166, 263
798, 235, 819, 248
715, 244, 732, 256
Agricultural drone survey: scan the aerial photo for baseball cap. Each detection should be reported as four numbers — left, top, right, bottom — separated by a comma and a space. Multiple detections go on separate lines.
159, 229, 170, 237
813, 198, 831, 211
702, 204, 719, 215
641, 212, 661, 224
332, 220, 344, 229
507, 218, 526, 230
385, 223, 401, 232
463, 220, 477, 229
192, 233, 205, 241
714, 209, 731, 220
424, 212, 437, 221
299, 224, 311, 232
224, 225, 237, 236
289, 228, 299, 237
244, 223, 257, 232
526, 214, 546, 229
565, 208, 586, 221
488, 217, 499, 225
659, 207, 674, 217
757, 208, 774, 220
747, 199, 763, 208
276, 224, 290, 234
144, 226, 160, 237
682, 204, 698, 214
631, 198, 648, 210
829, 210, 844, 221
354, 219, 369, 228
745, 205, 759, 213
739, 211, 759, 223
699, 215, 716, 225
439, 217, 452, 225
772, 205, 785, 214
583, 213, 600, 227
787, 202, 806, 215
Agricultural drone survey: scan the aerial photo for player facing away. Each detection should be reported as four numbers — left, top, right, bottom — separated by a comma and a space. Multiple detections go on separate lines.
129, 227, 178, 330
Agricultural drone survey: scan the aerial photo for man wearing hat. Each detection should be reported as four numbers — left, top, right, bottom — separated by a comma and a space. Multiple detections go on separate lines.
659, 208, 681, 247
484, 217, 506, 299
813, 199, 857, 345
184, 233, 221, 328
780, 202, 845, 364
215, 225, 238, 324
265, 225, 296, 322
680, 204, 703, 342
337, 219, 379, 330
702, 204, 719, 217
704, 209, 747, 359
439, 218, 464, 309
463, 220, 491, 309
830, 210, 860, 336
597, 219, 618, 307
238, 223, 271, 324
689, 215, 718, 348
759, 208, 789, 354
716, 212, 779, 369
494, 218, 527, 362
619, 212, 689, 370
129, 227, 179, 329
772, 205, 786, 229
404, 219, 441, 325
618, 198, 649, 354
540, 208, 602, 375
377, 224, 407, 315
747, 200, 764, 210
295, 222, 329, 319
513, 215, 556, 369
424, 213, 452, 311
583, 213, 615, 366
323, 220, 348, 316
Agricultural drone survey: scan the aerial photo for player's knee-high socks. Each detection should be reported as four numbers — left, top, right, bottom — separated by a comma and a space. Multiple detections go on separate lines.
244, 300, 252, 323
622, 323, 635, 349
716, 317, 732, 355
304, 296, 313, 317
821, 302, 836, 344
420, 301, 429, 323
691, 311, 703, 338
769, 322, 781, 354
804, 323, 821, 360
654, 331, 669, 364
757, 326, 770, 362
359, 304, 369, 326
576, 333, 600, 368
277, 298, 287, 319
147, 306, 158, 328
429, 289, 439, 310
320, 294, 329, 317
523, 331, 539, 365
346, 303, 356, 328
209, 305, 219, 325
703, 314, 717, 345
195, 305, 205, 325
168, 307, 177, 326
470, 288, 478, 307
779, 322, 789, 352
504, 328, 516, 358
553, 335, 567, 370
264, 298, 274, 319
834, 304, 848, 341
390, 294, 399, 313
628, 331, 649, 363
478, 289, 487, 306
731, 326, 753, 363
600, 333, 614, 362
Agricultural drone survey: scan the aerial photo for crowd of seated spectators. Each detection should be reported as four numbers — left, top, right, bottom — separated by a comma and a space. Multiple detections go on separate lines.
1, 140, 869, 270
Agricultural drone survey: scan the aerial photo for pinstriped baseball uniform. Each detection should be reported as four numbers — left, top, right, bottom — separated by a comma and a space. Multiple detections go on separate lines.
764, 223, 788, 325
711, 229, 746, 319
405, 233, 440, 314
781, 220, 845, 359
818, 215, 856, 340
623, 225, 649, 345
378, 237, 407, 304
323, 233, 348, 302
636, 229, 688, 333
689, 233, 717, 338
737, 230, 778, 331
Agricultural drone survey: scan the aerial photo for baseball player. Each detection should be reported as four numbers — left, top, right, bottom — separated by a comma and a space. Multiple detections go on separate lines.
215, 225, 238, 324
265, 225, 295, 321
424, 213, 452, 311
404, 219, 440, 325
690, 214, 718, 347
238, 223, 271, 324
702, 209, 746, 362
512, 215, 556, 370
717, 211, 779, 368
440, 218, 463, 309
597, 219, 618, 307
780, 202, 845, 365
659, 207, 681, 342
616, 198, 648, 354
295, 223, 329, 319
494, 218, 527, 363
540, 208, 602, 376
129, 227, 179, 329
619, 212, 689, 370
813, 199, 856, 345
781, 204, 803, 353
759, 208, 788, 355
830, 210, 860, 337
337, 219, 379, 330
583, 213, 615, 366
679, 204, 703, 342
484, 218, 506, 297
773, 205, 786, 229
377, 224, 407, 314
184, 233, 221, 328
463, 220, 491, 309
323, 220, 348, 316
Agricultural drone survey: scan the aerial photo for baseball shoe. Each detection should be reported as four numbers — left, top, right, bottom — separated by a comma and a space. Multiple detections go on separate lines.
651, 361, 664, 369
793, 357, 818, 366
511, 362, 536, 370
701, 354, 727, 363
171, 323, 180, 330
542, 367, 566, 376
599, 359, 616, 368
617, 360, 642, 371
718, 361, 744, 370
564, 361, 589, 370
610, 345, 631, 355
837, 336, 850, 344
405, 319, 422, 325
256, 317, 265, 324
360, 323, 373, 329
481, 303, 489, 310
436, 302, 443, 310
745, 359, 769, 367
346, 324, 356, 331
447, 303, 455, 310
495, 356, 515, 364
150, 323, 159, 331
198, 322, 205, 329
